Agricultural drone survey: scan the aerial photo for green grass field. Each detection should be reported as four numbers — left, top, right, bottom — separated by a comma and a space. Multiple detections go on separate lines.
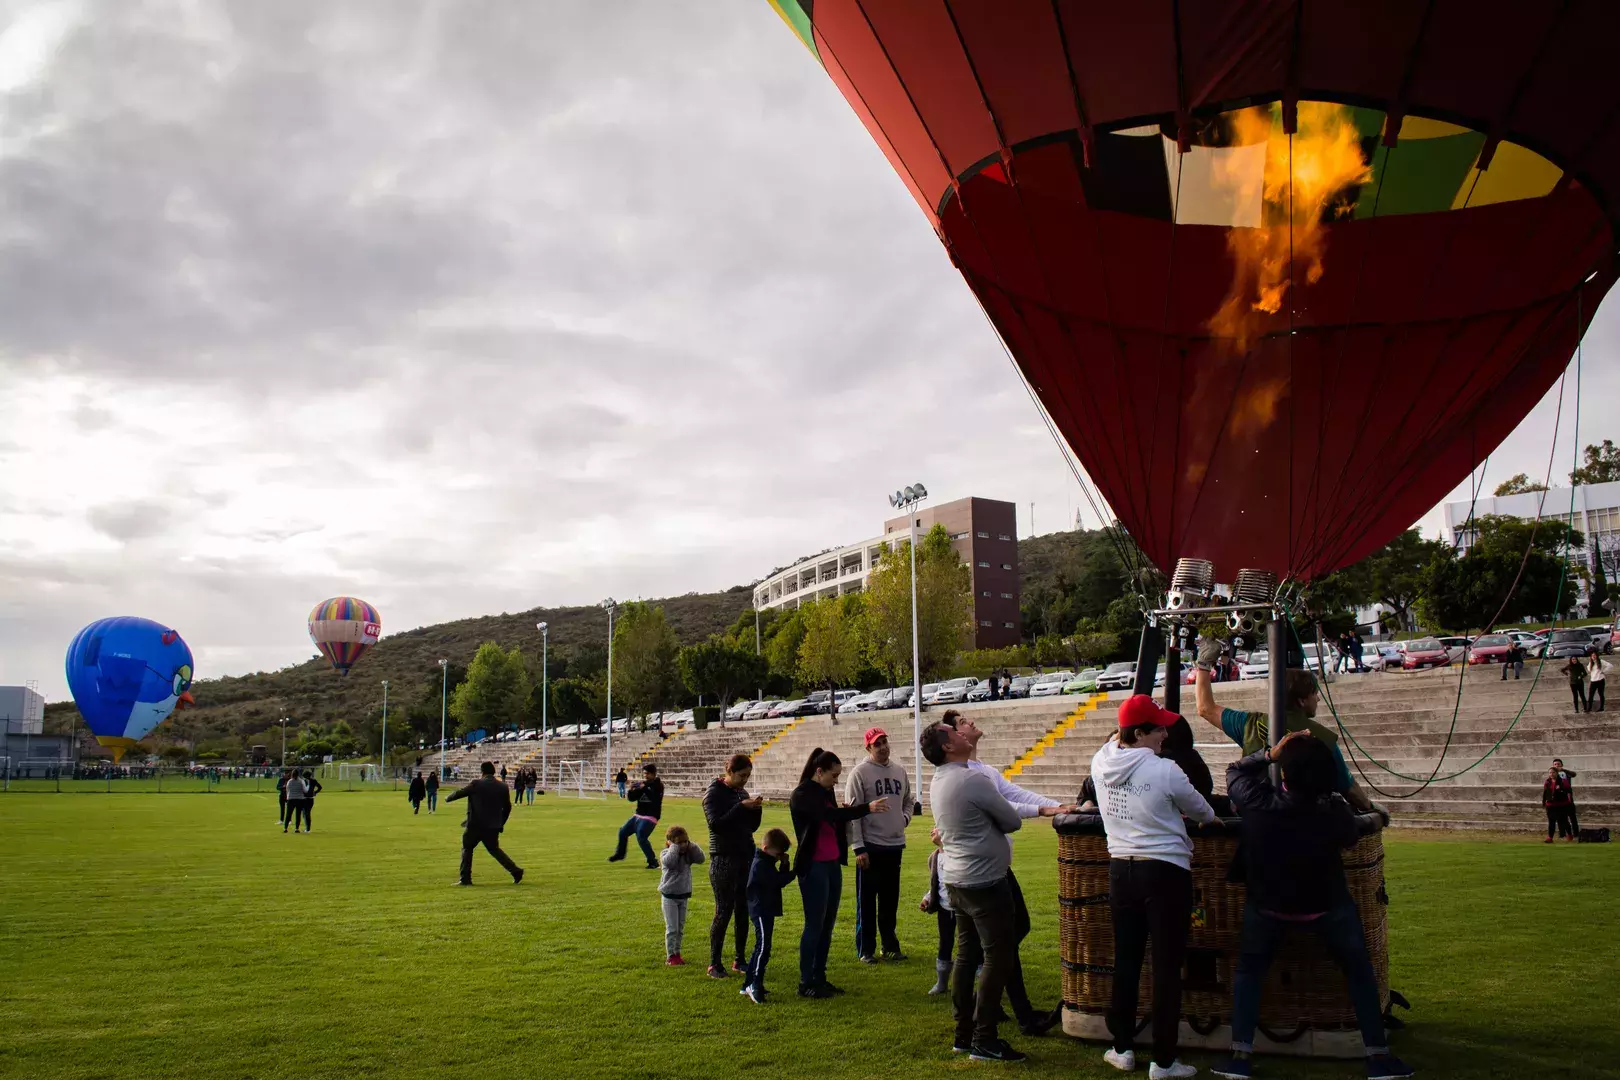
0, 793, 1615, 1080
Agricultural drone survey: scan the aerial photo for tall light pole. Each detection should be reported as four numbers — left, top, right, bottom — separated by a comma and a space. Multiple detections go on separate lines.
278, 717, 290, 768
537, 622, 549, 790
755, 606, 762, 699
602, 599, 616, 791
380, 679, 389, 778
438, 659, 449, 781
888, 483, 928, 790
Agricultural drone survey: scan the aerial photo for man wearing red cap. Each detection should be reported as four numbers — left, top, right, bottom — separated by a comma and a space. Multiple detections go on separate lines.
1091, 694, 1216, 1080
846, 727, 912, 962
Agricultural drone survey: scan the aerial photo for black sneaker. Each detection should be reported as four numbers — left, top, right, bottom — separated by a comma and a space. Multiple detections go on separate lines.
645, 862, 658, 869
607, 854, 624, 863
857, 954, 878, 964
969, 1039, 1027, 1063
881, 949, 907, 962
512, 868, 524, 885
820, 981, 846, 996
1019, 1011, 1060, 1037
952, 1037, 972, 1054
1366, 1055, 1415, 1080
798, 984, 834, 999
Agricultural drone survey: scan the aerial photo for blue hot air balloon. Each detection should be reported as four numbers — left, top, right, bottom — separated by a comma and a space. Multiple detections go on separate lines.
65, 617, 195, 761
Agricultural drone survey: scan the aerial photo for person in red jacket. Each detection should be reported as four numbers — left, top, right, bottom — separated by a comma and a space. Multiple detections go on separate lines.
1542, 764, 1576, 843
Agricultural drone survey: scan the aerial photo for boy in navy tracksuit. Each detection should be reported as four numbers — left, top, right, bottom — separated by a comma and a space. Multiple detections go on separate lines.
741, 828, 795, 1004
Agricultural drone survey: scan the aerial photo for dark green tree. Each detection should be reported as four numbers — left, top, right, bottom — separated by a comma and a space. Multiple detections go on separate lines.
613, 602, 680, 729
1570, 439, 1620, 486
449, 643, 531, 738
678, 639, 768, 725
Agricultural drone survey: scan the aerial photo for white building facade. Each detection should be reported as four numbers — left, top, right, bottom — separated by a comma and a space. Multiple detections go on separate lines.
0, 685, 45, 735
1443, 479, 1620, 614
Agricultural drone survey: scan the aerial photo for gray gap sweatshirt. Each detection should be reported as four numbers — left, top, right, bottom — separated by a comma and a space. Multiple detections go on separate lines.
845, 758, 913, 852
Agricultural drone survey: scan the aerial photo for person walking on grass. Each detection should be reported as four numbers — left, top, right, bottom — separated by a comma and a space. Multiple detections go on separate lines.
609, 763, 664, 868
659, 825, 706, 966
923, 719, 1025, 1063
616, 768, 629, 799
1093, 694, 1216, 1079
847, 727, 913, 964
299, 769, 322, 832
276, 768, 291, 826
703, 754, 764, 979
426, 769, 439, 814
935, 710, 1070, 1037
1212, 732, 1413, 1080
741, 827, 795, 1004
283, 770, 307, 833
409, 771, 427, 815
789, 748, 888, 999
1543, 764, 1576, 843
445, 761, 524, 886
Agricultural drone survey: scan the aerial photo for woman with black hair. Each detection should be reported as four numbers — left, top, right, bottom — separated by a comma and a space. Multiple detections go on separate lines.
788, 748, 889, 998
299, 769, 322, 832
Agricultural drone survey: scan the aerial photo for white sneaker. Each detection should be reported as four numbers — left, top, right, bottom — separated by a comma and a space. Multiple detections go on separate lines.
1103, 1048, 1136, 1071
1149, 1062, 1197, 1079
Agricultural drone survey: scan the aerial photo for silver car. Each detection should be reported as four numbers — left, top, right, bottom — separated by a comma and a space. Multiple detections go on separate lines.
1095, 662, 1136, 691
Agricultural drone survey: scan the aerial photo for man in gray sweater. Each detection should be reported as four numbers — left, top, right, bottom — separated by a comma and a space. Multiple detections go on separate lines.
847, 727, 913, 962
924, 719, 1025, 1063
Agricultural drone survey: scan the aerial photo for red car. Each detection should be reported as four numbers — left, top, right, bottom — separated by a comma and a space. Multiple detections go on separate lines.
1402, 638, 1451, 670
1467, 634, 1515, 665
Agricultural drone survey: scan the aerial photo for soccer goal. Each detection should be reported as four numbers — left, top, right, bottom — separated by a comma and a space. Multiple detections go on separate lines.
555, 760, 604, 799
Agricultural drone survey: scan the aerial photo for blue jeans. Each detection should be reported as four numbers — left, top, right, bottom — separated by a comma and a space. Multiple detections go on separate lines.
1229, 898, 1388, 1054
613, 816, 657, 864
426, 790, 437, 811
618, 780, 627, 798
798, 859, 842, 988
747, 914, 775, 991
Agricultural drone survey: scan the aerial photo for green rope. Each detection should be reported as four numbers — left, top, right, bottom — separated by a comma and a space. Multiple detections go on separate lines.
1287, 288, 1586, 796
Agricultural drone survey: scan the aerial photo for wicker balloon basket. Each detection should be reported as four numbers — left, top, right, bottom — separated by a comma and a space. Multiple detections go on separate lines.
1056, 815, 1389, 1059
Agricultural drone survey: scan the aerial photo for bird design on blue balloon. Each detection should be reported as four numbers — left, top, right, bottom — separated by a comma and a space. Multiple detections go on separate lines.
65, 617, 196, 761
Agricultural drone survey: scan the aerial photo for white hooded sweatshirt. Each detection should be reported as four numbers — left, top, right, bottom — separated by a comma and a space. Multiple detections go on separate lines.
1090, 738, 1216, 871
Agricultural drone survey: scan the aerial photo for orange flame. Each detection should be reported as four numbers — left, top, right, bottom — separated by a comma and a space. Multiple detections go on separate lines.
1206, 102, 1371, 353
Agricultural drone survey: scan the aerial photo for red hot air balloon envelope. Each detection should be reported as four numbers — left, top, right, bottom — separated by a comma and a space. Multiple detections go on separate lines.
768, 0, 1619, 582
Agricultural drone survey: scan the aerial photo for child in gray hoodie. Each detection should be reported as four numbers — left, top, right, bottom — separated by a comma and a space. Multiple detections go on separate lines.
659, 825, 707, 965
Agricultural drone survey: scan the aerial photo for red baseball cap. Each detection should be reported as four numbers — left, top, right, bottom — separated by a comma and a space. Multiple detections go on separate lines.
864, 727, 888, 747
1117, 694, 1179, 730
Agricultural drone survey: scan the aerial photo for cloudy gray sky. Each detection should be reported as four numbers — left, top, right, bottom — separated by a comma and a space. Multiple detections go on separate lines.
2, 1, 1616, 701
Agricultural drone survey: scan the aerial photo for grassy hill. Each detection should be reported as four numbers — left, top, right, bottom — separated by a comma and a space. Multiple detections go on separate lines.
42, 528, 1114, 757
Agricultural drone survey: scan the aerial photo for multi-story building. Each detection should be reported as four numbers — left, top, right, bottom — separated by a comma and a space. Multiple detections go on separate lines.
1443, 479, 1620, 615
752, 496, 1022, 648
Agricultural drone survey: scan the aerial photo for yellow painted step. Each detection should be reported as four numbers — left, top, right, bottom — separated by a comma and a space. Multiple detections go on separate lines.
1004, 694, 1105, 778
750, 718, 804, 760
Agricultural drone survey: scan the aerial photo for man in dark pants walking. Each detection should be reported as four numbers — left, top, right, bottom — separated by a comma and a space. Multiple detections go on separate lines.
445, 761, 524, 886
924, 719, 1026, 1063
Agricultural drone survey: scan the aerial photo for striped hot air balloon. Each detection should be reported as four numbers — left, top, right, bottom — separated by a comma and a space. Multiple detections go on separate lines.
308, 597, 381, 675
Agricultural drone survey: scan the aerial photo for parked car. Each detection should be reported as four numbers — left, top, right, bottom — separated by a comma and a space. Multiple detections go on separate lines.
725, 700, 756, 721
806, 690, 831, 706
852, 689, 892, 711
1587, 624, 1615, 654
1062, 668, 1103, 694
518, 729, 539, 741
1467, 634, 1515, 665
1299, 643, 1332, 673
1546, 627, 1598, 660
1006, 675, 1037, 698
1365, 642, 1403, 671
1610, 622, 1620, 652
864, 687, 908, 710
1240, 650, 1270, 680
927, 677, 979, 705
746, 700, 784, 721
1029, 672, 1073, 697
769, 699, 805, 718
1402, 638, 1451, 669
907, 683, 941, 708
1095, 662, 1136, 691
1505, 630, 1548, 658
818, 689, 863, 714
966, 682, 993, 702
1435, 635, 1474, 664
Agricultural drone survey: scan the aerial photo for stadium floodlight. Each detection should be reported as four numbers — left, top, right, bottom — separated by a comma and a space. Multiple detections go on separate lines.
438, 659, 449, 781
380, 680, 389, 778
886, 483, 928, 789
278, 717, 291, 768
537, 622, 549, 788
601, 599, 616, 790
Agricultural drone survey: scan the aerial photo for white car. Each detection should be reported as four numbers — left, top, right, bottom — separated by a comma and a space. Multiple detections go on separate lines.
1240, 650, 1270, 680
820, 689, 863, 714
1364, 642, 1403, 671
1435, 635, 1474, 664
725, 700, 756, 721
868, 688, 911, 710
1028, 672, 1073, 697
907, 683, 941, 708
1095, 662, 1136, 691
744, 700, 782, 721
926, 677, 979, 705
1506, 631, 1547, 658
